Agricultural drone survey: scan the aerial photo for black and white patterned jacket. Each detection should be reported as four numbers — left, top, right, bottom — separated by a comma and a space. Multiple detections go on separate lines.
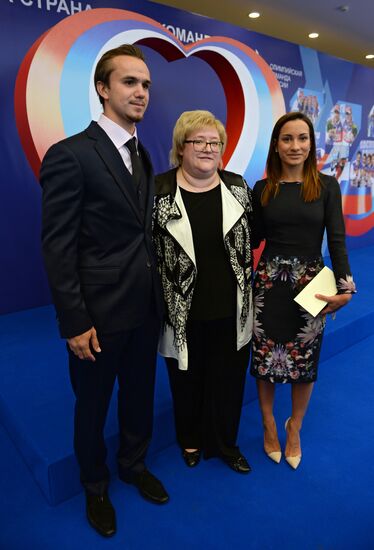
153, 168, 253, 370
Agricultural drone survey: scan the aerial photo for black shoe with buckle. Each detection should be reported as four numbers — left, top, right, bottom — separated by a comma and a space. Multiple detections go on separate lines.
86, 492, 116, 537
222, 454, 252, 474
182, 449, 201, 467
121, 469, 169, 504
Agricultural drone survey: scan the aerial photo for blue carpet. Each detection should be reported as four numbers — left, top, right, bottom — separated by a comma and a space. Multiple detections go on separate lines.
1, 333, 373, 549
0, 245, 373, 547
0, 244, 372, 505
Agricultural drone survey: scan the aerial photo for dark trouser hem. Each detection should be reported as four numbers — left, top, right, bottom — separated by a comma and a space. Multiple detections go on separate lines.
203, 446, 242, 460
83, 478, 110, 497
118, 456, 147, 483
167, 316, 250, 459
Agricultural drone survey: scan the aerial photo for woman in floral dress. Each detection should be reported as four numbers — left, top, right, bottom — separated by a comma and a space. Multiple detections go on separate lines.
251, 112, 356, 469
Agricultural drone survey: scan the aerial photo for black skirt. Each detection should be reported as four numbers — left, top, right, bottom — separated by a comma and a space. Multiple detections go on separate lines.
250, 254, 326, 384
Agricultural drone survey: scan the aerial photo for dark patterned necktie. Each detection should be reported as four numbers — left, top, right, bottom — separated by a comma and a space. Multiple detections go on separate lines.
125, 137, 147, 218
125, 137, 142, 186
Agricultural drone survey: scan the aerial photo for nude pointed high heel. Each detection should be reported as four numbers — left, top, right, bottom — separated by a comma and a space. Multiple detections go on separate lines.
285, 417, 302, 470
263, 420, 282, 464
266, 450, 282, 464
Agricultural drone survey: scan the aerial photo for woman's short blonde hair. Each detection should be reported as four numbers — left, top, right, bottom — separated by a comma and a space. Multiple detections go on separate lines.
170, 110, 227, 167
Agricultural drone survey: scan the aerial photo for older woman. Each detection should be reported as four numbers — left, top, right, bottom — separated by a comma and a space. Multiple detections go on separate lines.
251, 112, 356, 469
153, 110, 253, 472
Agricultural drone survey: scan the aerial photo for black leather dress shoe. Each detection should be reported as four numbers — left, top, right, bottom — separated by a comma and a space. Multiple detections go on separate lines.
122, 469, 169, 504
222, 454, 252, 474
86, 492, 116, 537
182, 449, 201, 467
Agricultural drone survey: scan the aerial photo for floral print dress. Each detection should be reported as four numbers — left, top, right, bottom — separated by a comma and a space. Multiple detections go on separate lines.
251, 174, 356, 384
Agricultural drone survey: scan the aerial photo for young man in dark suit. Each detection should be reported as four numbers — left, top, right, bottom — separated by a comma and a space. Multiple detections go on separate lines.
41, 44, 168, 538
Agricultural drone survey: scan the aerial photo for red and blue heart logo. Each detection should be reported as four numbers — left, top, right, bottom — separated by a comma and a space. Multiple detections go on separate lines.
15, 8, 285, 185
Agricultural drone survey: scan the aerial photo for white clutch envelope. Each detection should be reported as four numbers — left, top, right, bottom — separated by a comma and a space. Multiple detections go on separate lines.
294, 266, 337, 317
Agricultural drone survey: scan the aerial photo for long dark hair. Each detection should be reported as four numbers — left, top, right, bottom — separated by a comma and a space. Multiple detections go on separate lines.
261, 111, 321, 206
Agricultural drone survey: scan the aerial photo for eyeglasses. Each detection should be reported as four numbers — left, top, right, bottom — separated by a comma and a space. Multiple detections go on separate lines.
184, 139, 223, 153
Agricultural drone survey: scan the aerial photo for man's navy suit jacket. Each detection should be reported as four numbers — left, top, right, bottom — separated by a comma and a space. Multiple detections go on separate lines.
41, 121, 163, 338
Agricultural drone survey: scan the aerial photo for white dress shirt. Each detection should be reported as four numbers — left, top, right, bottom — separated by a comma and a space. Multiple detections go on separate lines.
97, 114, 138, 175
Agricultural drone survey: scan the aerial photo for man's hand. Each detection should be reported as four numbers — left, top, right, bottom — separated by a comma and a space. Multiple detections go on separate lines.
67, 327, 101, 362
315, 293, 352, 315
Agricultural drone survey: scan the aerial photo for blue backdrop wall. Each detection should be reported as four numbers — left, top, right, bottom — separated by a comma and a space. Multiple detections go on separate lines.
1, 0, 373, 315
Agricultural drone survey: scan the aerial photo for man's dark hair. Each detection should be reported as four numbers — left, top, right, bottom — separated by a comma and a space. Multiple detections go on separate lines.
94, 44, 145, 106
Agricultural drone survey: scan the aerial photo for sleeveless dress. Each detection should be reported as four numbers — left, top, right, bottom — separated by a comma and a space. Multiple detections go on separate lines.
250, 174, 356, 384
